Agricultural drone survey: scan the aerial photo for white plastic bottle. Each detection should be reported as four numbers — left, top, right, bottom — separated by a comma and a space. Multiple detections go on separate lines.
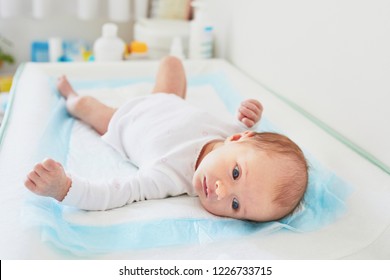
188, 0, 214, 59
93, 23, 125, 62
170, 36, 185, 60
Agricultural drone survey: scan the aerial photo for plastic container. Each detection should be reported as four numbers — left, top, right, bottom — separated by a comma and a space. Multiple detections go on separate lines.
31, 41, 49, 62
188, 0, 214, 59
108, 0, 130, 22
127, 41, 148, 60
0, 76, 13, 92
170, 36, 185, 60
93, 23, 125, 62
32, 0, 51, 19
77, 0, 99, 20
134, 18, 190, 59
48, 37, 63, 62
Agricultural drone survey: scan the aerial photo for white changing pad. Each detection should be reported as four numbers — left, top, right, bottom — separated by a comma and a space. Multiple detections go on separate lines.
0, 60, 389, 259
25, 74, 341, 255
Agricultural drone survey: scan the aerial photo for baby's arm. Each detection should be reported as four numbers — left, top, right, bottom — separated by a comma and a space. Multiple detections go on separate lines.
25, 158, 71, 202
25, 159, 182, 210
237, 99, 263, 128
24, 158, 132, 209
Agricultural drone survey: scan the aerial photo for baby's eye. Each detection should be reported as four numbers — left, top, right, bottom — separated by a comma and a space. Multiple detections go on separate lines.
232, 165, 240, 180
232, 198, 240, 210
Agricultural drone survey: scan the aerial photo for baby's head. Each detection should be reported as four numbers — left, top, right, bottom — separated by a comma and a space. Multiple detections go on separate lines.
192, 131, 308, 222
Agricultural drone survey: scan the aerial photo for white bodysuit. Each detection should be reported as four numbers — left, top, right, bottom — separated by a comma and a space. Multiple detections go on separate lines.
62, 94, 245, 210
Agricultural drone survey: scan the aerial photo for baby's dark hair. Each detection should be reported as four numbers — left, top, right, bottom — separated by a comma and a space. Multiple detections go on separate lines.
243, 132, 308, 219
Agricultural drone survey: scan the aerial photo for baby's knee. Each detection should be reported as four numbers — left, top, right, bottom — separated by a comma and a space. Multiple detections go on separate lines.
161, 55, 182, 68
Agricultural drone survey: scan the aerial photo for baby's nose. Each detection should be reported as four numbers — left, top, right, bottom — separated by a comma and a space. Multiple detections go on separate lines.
215, 180, 228, 200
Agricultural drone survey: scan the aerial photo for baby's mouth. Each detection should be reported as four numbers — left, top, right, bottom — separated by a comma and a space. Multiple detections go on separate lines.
203, 177, 208, 198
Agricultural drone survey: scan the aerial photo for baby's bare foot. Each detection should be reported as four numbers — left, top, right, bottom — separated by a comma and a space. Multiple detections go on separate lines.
57, 75, 77, 99
57, 75, 84, 117
25, 158, 71, 202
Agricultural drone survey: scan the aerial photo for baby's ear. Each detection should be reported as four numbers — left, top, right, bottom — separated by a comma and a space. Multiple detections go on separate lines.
228, 133, 243, 142
243, 130, 256, 137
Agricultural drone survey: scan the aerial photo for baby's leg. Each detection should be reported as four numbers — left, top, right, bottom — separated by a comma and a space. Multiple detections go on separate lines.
57, 76, 116, 135
152, 56, 187, 99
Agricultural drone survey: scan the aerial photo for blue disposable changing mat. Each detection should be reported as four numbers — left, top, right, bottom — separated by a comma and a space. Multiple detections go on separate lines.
24, 72, 352, 256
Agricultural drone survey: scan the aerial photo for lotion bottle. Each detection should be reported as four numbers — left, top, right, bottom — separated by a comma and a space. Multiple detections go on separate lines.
188, 0, 214, 59
93, 23, 125, 61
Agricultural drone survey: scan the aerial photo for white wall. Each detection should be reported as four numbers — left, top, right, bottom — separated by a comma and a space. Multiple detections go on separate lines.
207, 0, 390, 173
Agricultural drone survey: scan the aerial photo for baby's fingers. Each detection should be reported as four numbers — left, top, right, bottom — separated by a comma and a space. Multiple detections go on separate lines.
239, 105, 259, 121
242, 100, 262, 114
24, 177, 36, 191
237, 99, 263, 127
26, 170, 44, 194
241, 117, 255, 128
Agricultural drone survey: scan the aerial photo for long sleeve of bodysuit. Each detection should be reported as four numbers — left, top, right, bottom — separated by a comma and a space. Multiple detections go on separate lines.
61, 167, 187, 211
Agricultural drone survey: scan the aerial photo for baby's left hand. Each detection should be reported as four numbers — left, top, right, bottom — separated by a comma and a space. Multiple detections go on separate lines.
237, 99, 263, 128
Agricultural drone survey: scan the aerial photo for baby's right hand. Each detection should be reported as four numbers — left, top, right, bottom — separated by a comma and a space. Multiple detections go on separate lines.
24, 158, 71, 202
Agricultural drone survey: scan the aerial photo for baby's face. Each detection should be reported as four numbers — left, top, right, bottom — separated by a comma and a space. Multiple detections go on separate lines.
192, 133, 285, 222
